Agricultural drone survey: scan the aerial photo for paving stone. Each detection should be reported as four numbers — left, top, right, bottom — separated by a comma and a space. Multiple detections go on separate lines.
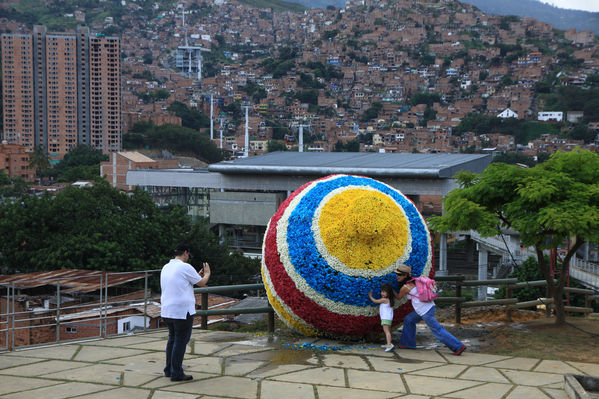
75, 386, 152, 398
410, 364, 467, 378
106, 350, 190, 367
505, 385, 550, 399
162, 376, 258, 398
83, 335, 158, 347
501, 369, 564, 387
0, 356, 44, 369
192, 342, 232, 356
541, 388, 569, 399
141, 372, 216, 389
339, 346, 395, 358
320, 354, 370, 370
151, 391, 200, 399
74, 346, 150, 362
224, 358, 267, 376
247, 364, 315, 378
396, 350, 448, 363
260, 380, 315, 399
544, 382, 564, 389
534, 360, 582, 374
369, 356, 443, 373
347, 369, 407, 393
485, 357, 540, 371
316, 385, 398, 399
184, 355, 222, 374
458, 366, 511, 383
3, 344, 80, 360
122, 370, 164, 387
270, 366, 346, 387
394, 395, 431, 399
213, 345, 274, 357
43, 363, 125, 385
403, 375, 481, 396
0, 376, 63, 396
444, 382, 512, 399
566, 361, 599, 376
0, 359, 88, 376
440, 352, 510, 366
0, 382, 109, 399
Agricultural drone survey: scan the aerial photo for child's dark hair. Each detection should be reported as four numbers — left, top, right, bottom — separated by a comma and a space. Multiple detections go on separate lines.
381, 284, 394, 307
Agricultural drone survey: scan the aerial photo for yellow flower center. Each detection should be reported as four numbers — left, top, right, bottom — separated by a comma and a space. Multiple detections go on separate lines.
318, 188, 408, 270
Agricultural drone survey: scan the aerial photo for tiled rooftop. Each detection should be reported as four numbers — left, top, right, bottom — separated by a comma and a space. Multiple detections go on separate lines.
1, 328, 597, 398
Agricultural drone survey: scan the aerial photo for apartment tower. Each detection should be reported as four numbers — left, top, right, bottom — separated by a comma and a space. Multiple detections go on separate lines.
1, 26, 120, 163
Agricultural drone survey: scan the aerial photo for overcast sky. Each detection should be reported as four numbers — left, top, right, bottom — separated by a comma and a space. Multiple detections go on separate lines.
538, 0, 599, 12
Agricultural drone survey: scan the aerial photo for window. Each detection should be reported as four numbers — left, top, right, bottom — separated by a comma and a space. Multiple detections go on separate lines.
123, 321, 131, 331
66, 327, 77, 333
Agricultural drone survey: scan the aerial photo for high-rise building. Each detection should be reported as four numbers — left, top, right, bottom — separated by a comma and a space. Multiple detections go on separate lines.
1, 26, 121, 163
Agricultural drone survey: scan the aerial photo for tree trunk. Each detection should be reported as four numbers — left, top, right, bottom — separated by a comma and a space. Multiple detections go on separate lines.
553, 238, 584, 325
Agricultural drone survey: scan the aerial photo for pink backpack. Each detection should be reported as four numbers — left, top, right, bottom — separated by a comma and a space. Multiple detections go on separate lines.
410, 277, 439, 302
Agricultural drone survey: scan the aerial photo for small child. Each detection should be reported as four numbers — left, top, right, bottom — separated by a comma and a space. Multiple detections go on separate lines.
369, 284, 395, 352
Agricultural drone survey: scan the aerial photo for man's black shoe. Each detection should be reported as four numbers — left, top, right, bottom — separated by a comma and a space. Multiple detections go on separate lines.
164, 373, 170, 378
170, 374, 193, 382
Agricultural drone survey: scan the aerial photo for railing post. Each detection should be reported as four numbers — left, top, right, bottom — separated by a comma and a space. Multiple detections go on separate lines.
585, 293, 590, 318
4, 284, 9, 350
143, 271, 148, 332
455, 281, 462, 324
506, 283, 512, 322
201, 292, 208, 330
11, 283, 15, 351
99, 273, 103, 338
103, 273, 109, 337
56, 281, 61, 343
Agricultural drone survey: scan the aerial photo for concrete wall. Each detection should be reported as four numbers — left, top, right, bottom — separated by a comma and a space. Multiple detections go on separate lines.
210, 191, 286, 226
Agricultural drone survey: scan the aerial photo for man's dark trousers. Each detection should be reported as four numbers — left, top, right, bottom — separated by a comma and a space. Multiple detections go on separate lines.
163, 313, 194, 378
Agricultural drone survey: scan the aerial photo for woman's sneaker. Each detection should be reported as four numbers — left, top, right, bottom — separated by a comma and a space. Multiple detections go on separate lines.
453, 345, 466, 356
384, 344, 395, 352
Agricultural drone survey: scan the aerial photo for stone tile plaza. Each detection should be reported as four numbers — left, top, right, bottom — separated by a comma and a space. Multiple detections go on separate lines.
1, 328, 598, 398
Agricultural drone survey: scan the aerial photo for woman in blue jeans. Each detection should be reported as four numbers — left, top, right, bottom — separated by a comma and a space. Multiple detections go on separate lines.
393, 265, 466, 355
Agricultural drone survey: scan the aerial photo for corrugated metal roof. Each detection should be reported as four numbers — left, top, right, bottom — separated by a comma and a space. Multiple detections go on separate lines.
0, 269, 146, 293
208, 152, 492, 178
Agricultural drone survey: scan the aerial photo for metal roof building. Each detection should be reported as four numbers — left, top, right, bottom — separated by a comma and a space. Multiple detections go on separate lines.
126, 152, 493, 270
128, 152, 492, 196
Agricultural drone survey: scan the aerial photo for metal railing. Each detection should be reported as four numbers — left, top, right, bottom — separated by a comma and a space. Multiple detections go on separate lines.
0, 270, 161, 351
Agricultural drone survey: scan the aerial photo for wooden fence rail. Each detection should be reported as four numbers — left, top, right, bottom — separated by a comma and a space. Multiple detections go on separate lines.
194, 283, 275, 332
191, 277, 598, 331
436, 275, 598, 322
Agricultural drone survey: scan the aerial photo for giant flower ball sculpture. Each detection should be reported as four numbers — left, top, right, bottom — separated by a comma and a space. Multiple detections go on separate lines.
261, 174, 433, 338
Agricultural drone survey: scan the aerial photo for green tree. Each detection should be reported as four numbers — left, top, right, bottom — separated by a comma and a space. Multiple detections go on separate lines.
430, 149, 599, 325
45, 145, 108, 182
29, 146, 50, 180
267, 140, 288, 152
0, 180, 260, 282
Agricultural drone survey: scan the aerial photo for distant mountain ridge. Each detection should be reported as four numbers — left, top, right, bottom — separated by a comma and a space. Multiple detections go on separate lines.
460, 0, 599, 34
292, 0, 599, 34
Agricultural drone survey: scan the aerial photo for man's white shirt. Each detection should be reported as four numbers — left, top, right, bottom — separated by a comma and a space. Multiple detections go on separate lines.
160, 258, 202, 319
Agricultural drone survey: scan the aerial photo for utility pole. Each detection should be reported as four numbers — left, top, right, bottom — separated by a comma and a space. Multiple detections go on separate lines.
218, 114, 225, 149
209, 92, 214, 140
242, 105, 251, 157
295, 120, 310, 152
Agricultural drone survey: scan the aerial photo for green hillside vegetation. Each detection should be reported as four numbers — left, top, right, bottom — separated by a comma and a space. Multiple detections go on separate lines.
238, 0, 306, 12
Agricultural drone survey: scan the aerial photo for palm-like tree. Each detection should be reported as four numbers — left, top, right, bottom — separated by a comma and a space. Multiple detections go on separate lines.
28, 146, 50, 183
